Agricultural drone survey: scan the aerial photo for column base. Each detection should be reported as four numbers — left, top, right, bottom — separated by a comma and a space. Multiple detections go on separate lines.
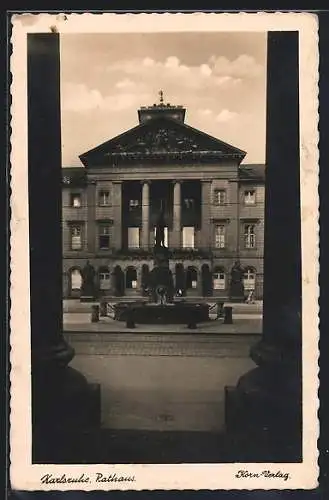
224, 339, 302, 462
32, 338, 101, 463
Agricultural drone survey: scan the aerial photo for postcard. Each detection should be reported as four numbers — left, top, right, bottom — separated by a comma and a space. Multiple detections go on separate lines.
10, 12, 319, 491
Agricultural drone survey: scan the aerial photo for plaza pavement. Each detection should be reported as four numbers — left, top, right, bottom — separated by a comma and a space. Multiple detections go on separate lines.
63, 300, 262, 436
66, 332, 259, 433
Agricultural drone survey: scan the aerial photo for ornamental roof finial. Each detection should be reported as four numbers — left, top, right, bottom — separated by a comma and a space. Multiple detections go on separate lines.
159, 89, 164, 105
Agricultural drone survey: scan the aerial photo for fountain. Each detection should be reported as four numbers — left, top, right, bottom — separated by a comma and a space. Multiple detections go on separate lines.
112, 208, 209, 325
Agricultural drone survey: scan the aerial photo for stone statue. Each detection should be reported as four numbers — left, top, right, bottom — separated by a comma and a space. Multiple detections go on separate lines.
229, 260, 245, 301
81, 260, 96, 297
155, 208, 166, 248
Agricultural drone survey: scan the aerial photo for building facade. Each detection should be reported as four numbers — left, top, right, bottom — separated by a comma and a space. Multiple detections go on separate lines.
62, 99, 265, 300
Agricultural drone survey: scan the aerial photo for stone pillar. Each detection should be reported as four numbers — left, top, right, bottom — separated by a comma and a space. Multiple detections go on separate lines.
141, 180, 150, 249
172, 180, 181, 248
201, 179, 212, 250
112, 181, 122, 250
87, 180, 96, 252
28, 34, 100, 463
225, 32, 302, 462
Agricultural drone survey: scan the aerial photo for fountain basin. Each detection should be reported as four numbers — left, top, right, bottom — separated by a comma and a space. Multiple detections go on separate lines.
112, 301, 210, 324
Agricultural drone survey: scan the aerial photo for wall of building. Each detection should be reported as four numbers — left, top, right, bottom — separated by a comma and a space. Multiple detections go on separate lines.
62, 166, 264, 300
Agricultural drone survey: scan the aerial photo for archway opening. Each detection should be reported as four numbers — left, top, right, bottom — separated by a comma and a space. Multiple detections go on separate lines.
186, 266, 198, 290
113, 265, 124, 296
99, 266, 110, 292
201, 263, 212, 296
175, 263, 185, 296
69, 268, 82, 297
141, 264, 150, 296
126, 266, 138, 289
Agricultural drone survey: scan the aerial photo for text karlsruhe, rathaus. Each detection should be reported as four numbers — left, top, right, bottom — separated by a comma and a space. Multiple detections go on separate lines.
62, 97, 265, 300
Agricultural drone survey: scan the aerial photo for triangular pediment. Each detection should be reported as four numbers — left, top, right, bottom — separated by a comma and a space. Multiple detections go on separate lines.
79, 116, 246, 167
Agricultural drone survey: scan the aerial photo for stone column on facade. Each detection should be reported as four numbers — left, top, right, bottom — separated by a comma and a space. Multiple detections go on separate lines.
225, 32, 302, 462
172, 180, 181, 248
201, 179, 212, 251
86, 180, 96, 253
228, 178, 240, 259
141, 180, 150, 249
112, 181, 122, 250
28, 33, 100, 463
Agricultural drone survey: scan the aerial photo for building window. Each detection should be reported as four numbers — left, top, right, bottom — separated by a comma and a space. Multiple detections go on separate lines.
126, 267, 137, 289
71, 269, 82, 290
213, 268, 226, 290
129, 199, 139, 211
214, 189, 226, 205
244, 224, 256, 248
99, 268, 111, 290
182, 226, 195, 249
99, 224, 110, 249
183, 198, 195, 209
128, 227, 140, 249
70, 225, 82, 250
153, 226, 168, 247
244, 189, 256, 205
70, 193, 81, 208
215, 225, 225, 248
243, 268, 256, 290
99, 190, 110, 206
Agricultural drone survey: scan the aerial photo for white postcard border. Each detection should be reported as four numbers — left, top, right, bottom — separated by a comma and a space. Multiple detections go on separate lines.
10, 12, 319, 491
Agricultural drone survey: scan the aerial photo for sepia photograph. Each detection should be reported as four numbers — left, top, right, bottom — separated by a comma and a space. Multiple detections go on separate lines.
9, 12, 319, 491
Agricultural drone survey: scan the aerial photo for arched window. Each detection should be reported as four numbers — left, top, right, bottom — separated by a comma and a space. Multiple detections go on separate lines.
126, 266, 138, 289
243, 267, 256, 290
70, 268, 82, 290
213, 266, 226, 290
186, 266, 198, 290
99, 266, 110, 290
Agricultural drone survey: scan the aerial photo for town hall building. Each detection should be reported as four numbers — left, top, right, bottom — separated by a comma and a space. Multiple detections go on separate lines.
62, 94, 265, 300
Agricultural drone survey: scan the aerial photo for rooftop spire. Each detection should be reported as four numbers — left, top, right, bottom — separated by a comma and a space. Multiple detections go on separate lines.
159, 89, 164, 105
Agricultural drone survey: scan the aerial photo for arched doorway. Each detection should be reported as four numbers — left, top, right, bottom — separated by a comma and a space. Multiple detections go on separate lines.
69, 268, 82, 298
113, 265, 124, 296
125, 266, 138, 290
141, 264, 150, 296
213, 266, 226, 293
175, 263, 185, 296
201, 263, 213, 296
186, 266, 198, 291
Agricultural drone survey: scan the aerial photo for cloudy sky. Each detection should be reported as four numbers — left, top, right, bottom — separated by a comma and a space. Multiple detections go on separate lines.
60, 32, 267, 166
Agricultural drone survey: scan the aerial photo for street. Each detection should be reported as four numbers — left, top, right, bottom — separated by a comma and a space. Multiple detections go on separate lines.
65, 332, 259, 433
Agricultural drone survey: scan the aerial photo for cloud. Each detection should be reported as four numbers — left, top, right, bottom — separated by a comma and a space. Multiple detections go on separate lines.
210, 54, 263, 78
216, 109, 238, 122
62, 82, 152, 113
62, 53, 262, 117
115, 78, 136, 89
198, 108, 213, 117
142, 57, 155, 67
200, 64, 212, 77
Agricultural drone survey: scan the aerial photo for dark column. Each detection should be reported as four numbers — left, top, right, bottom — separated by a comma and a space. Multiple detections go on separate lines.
28, 34, 100, 463
225, 32, 302, 462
